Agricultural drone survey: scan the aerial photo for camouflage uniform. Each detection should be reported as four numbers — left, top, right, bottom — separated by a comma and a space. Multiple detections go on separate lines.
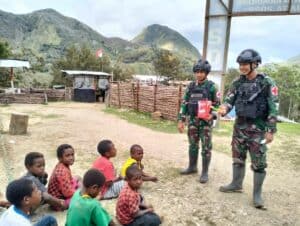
223, 74, 278, 172
178, 79, 220, 180
220, 72, 279, 208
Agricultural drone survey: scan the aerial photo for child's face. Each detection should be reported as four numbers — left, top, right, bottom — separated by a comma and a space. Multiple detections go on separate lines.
27, 157, 45, 177
88, 185, 102, 198
59, 148, 75, 166
106, 143, 117, 158
127, 173, 143, 190
26, 184, 42, 209
131, 148, 143, 162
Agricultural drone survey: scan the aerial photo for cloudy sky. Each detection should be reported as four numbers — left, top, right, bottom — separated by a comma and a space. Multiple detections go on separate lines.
1, 0, 300, 67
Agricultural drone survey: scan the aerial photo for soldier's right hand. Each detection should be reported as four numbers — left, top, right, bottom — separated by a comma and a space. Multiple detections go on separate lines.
177, 121, 185, 133
218, 105, 227, 116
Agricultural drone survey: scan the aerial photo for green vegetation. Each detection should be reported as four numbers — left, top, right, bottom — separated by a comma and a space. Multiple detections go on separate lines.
103, 107, 178, 133
0, 9, 199, 82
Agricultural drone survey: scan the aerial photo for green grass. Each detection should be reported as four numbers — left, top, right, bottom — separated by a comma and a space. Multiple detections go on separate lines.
103, 107, 178, 133
277, 122, 300, 136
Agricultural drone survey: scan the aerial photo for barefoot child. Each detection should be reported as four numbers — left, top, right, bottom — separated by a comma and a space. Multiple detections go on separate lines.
116, 165, 161, 226
121, 144, 158, 182
22, 152, 65, 210
0, 178, 57, 226
92, 140, 124, 199
65, 169, 116, 226
48, 144, 80, 210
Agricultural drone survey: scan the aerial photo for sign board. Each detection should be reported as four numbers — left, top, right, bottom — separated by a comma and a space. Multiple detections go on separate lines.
203, 0, 300, 93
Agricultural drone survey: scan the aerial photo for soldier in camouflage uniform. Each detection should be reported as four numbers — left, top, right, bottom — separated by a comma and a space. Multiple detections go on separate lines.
218, 49, 279, 208
178, 60, 220, 183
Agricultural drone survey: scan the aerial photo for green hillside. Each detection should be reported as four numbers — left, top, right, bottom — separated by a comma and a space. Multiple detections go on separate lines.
0, 9, 200, 75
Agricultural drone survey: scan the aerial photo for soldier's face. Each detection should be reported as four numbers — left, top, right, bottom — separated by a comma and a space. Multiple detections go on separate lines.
239, 63, 251, 75
194, 71, 206, 82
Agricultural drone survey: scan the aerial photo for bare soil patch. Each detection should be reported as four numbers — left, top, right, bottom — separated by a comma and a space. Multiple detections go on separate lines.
0, 102, 299, 226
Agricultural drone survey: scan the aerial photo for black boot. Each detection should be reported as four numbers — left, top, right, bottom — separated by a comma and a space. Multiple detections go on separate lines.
180, 152, 198, 175
199, 157, 210, 183
253, 171, 266, 208
219, 163, 245, 192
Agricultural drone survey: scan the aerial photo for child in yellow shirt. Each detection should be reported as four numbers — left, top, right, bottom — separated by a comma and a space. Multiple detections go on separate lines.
121, 144, 158, 182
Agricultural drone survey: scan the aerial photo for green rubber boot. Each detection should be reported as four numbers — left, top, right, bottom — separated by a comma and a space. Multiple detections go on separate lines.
199, 157, 211, 183
180, 152, 198, 175
253, 171, 266, 208
219, 163, 245, 192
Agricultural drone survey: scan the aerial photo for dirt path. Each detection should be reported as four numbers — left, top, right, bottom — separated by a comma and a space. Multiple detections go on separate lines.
0, 102, 299, 226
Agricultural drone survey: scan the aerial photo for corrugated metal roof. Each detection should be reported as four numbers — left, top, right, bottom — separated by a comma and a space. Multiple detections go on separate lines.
0, 59, 30, 68
61, 70, 111, 77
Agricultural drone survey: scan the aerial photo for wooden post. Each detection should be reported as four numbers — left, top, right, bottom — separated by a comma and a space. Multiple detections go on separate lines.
177, 84, 182, 114
9, 113, 29, 135
153, 84, 157, 112
132, 83, 135, 110
117, 82, 121, 108
136, 81, 140, 111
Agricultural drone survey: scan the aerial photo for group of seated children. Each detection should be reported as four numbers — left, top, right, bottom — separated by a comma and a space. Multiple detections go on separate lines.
0, 139, 161, 226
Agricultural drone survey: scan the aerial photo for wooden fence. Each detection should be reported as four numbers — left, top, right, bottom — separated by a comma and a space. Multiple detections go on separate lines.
0, 88, 73, 104
108, 82, 184, 121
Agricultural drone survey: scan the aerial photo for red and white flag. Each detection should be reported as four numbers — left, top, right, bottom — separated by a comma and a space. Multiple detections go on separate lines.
96, 49, 103, 58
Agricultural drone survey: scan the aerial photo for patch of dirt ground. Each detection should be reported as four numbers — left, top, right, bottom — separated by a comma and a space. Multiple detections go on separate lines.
0, 102, 299, 226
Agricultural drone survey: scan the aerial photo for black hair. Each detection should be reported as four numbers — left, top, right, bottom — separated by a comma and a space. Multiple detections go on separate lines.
126, 164, 142, 180
57, 144, 73, 158
130, 144, 143, 155
6, 178, 34, 208
97, 140, 113, 156
83, 168, 105, 188
24, 152, 44, 167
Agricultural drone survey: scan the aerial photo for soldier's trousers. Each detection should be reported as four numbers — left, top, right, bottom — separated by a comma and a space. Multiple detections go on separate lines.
187, 119, 213, 159
231, 122, 267, 172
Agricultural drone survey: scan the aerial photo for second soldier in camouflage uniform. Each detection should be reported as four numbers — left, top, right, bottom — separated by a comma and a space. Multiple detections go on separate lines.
178, 60, 220, 183
219, 49, 279, 208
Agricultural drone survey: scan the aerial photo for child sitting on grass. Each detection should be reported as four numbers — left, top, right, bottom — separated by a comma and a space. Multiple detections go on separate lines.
22, 152, 65, 210
120, 144, 158, 182
65, 168, 116, 226
48, 144, 81, 210
92, 139, 124, 199
0, 178, 57, 226
116, 165, 161, 226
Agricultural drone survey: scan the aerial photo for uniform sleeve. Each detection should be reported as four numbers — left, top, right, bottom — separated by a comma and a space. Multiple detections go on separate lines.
177, 85, 190, 121
210, 83, 220, 108
92, 204, 112, 226
223, 79, 239, 114
265, 77, 279, 133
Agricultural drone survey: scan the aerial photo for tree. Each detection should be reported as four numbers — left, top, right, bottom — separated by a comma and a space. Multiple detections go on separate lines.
224, 68, 240, 95
0, 40, 11, 58
261, 64, 300, 121
51, 45, 112, 85
112, 63, 135, 81
152, 49, 182, 81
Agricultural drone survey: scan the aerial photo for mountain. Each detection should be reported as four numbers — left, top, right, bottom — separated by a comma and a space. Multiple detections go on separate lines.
132, 24, 200, 60
0, 9, 200, 74
288, 54, 300, 64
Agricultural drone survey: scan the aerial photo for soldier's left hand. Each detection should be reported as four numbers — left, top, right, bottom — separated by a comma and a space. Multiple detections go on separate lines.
265, 132, 274, 144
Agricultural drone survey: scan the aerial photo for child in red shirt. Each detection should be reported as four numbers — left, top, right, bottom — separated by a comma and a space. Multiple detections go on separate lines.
116, 165, 161, 226
48, 144, 81, 210
92, 140, 124, 199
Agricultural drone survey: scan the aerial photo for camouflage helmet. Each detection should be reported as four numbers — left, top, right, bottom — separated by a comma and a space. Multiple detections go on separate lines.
192, 59, 211, 74
236, 49, 262, 64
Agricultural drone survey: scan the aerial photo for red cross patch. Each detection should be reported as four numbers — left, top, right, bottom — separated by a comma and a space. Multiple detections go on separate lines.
271, 86, 278, 96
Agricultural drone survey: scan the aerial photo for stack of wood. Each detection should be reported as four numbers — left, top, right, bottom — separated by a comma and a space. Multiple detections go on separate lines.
0, 93, 45, 104
109, 82, 184, 121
